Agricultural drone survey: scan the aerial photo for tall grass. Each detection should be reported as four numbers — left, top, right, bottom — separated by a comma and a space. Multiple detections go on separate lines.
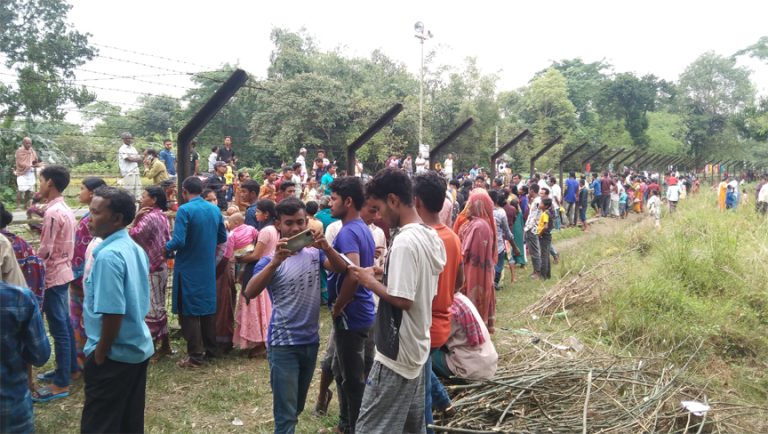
567, 192, 768, 402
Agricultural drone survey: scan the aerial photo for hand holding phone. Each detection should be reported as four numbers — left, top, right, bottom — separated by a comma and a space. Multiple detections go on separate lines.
284, 229, 314, 253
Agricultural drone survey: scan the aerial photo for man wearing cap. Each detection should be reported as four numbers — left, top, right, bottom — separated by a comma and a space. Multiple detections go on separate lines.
14, 137, 39, 210
118, 133, 143, 200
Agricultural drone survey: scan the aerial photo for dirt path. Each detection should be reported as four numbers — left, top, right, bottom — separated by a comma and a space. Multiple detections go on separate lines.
555, 212, 645, 252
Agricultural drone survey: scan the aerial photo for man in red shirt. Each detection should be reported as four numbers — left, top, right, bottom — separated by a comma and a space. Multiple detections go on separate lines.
413, 171, 463, 428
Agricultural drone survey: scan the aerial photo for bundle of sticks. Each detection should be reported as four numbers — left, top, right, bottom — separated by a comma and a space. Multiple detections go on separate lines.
522, 250, 633, 317
430, 349, 764, 433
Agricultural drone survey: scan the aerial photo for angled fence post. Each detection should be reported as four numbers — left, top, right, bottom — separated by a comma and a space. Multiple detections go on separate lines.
345, 104, 404, 176
177, 69, 248, 202
490, 129, 532, 178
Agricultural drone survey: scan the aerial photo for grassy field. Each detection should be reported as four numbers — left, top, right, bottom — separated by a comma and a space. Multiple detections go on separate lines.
31, 190, 767, 433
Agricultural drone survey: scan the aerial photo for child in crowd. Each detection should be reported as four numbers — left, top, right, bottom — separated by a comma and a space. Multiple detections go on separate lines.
726, 185, 736, 210
619, 187, 628, 219
537, 198, 555, 280
226, 213, 258, 260
647, 190, 662, 228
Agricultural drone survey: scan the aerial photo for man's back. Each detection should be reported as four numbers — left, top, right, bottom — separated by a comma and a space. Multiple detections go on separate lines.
171, 197, 224, 268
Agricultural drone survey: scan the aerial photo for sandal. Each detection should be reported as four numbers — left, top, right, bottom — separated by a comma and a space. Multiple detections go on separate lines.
32, 386, 70, 403
177, 357, 202, 368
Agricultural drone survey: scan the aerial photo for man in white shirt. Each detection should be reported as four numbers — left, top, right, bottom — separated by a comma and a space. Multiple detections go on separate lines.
757, 174, 768, 215
296, 148, 308, 183
117, 132, 143, 200
207, 146, 218, 174
351, 168, 446, 433
443, 153, 454, 179
666, 179, 680, 213
414, 152, 428, 174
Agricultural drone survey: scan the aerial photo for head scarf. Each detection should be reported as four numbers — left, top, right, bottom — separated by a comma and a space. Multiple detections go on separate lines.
458, 189, 497, 242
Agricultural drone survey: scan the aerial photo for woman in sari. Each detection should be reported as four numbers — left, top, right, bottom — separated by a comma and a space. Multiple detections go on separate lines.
457, 189, 498, 333
70, 177, 106, 370
234, 200, 276, 358
129, 186, 173, 358
505, 195, 527, 271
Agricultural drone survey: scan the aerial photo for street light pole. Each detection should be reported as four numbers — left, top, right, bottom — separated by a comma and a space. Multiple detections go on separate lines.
414, 21, 432, 148
419, 36, 424, 147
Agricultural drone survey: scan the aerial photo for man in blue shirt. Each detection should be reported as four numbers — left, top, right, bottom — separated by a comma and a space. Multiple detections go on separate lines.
244, 198, 348, 434
590, 173, 602, 215
321, 165, 336, 196
1, 282, 50, 433
80, 186, 155, 433
327, 176, 376, 434
315, 195, 339, 230
564, 172, 580, 227
158, 139, 177, 177
167, 177, 227, 368
240, 180, 261, 228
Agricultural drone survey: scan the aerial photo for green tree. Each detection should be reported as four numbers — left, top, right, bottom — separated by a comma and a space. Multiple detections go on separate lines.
733, 36, 768, 62
596, 73, 664, 146
0, 0, 95, 125
519, 68, 577, 171
678, 52, 755, 163
429, 58, 500, 170
126, 95, 183, 141
646, 111, 686, 155
250, 73, 351, 163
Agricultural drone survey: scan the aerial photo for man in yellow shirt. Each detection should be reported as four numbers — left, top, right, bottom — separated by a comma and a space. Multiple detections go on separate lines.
144, 149, 169, 185
537, 198, 554, 280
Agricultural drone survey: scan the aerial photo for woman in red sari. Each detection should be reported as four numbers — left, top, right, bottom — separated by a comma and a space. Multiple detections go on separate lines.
457, 189, 498, 333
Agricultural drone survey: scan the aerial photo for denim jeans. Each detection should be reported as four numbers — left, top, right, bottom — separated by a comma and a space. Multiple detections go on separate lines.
494, 251, 506, 288
268, 344, 319, 434
43, 282, 78, 387
425, 350, 453, 434
425, 355, 433, 434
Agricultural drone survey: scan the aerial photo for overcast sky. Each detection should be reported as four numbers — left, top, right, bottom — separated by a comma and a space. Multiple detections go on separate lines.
65, 0, 767, 110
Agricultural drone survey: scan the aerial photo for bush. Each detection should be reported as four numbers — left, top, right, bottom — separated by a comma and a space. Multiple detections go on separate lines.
71, 160, 118, 175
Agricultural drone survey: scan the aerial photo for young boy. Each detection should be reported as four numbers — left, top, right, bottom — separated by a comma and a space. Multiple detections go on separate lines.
34, 165, 77, 402
725, 185, 736, 210
537, 198, 555, 280
578, 179, 589, 231
619, 187, 629, 219
647, 190, 662, 228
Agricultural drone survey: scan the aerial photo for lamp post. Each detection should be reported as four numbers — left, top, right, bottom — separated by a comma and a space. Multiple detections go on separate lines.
414, 21, 432, 148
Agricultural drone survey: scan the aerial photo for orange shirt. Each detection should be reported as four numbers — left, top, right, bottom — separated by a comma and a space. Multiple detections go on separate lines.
430, 223, 462, 348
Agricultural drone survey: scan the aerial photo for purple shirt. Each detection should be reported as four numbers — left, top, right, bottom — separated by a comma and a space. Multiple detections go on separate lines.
254, 247, 326, 346
327, 219, 376, 331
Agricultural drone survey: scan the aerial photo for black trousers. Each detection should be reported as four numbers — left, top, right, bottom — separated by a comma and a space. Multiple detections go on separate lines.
180, 314, 218, 363
539, 233, 552, 280
333, 324, 373, 433
81, 354, 149, 434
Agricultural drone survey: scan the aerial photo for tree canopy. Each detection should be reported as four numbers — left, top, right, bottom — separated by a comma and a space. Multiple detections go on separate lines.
2, 19, 766, 174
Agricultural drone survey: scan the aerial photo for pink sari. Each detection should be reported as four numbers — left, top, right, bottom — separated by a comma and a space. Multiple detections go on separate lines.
458, 190, 498, 331
233, 225, 277, 349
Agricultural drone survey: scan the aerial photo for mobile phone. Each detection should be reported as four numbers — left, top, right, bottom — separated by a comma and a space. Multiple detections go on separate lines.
338, 253, 355, 267
284, 229, 314, 252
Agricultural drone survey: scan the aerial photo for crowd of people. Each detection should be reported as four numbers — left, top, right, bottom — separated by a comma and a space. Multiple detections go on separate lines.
3, 134, 768, 434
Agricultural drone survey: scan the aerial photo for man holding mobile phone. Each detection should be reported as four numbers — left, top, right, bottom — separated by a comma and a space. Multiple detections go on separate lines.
327, 177, 376, 434
243, 198, 348, 434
